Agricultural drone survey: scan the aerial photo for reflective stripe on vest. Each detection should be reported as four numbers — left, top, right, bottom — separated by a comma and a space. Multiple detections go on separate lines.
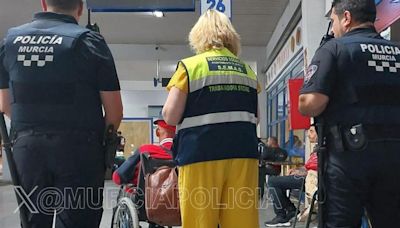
189, 74, 258, 93
177, 111, 257, 131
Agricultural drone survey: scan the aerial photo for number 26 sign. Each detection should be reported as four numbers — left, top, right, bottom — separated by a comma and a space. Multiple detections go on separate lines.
201, 0, 232, 19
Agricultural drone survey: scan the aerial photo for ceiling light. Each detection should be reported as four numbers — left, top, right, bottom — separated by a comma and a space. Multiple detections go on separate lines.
153, 11, 164, 18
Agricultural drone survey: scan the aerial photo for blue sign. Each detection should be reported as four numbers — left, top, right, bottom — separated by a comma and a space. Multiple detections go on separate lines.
201, 0, 232, 19
375, 0, 382, 5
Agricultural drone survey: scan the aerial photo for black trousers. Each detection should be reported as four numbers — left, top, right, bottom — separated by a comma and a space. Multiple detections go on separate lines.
323, 140, 400, 228
12, 131, 105, 228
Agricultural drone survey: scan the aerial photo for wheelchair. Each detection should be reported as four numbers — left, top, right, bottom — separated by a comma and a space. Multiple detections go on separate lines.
111, 153, 176, 228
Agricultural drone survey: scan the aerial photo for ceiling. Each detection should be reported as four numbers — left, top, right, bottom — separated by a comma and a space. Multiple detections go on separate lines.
0, 0, 289, 46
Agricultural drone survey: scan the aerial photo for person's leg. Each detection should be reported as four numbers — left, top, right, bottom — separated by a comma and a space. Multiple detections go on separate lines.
364, 141, 400, 228
13, 134, 54, 228
323, 145, 365, 228
51, 133, 105, 228
267, 175, 304, 217
178, 160, 224, 228
219, 159, 259, 228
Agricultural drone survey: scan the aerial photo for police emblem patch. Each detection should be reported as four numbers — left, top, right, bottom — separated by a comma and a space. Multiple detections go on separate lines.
304, 64, 318, 84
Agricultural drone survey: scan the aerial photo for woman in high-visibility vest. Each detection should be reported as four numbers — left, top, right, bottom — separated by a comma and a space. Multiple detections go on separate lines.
163, 9, 260, 228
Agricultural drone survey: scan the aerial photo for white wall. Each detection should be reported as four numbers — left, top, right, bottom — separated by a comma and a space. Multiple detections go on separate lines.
121, 89, 168, 117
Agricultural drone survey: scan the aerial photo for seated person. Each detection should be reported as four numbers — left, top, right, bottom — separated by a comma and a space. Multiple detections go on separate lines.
265, 136, 283, 175
112, 119, 176, 186
265, 126, 318, 227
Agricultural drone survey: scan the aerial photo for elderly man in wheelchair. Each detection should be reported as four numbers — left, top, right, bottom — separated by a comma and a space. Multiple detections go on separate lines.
111, 119, 176, 228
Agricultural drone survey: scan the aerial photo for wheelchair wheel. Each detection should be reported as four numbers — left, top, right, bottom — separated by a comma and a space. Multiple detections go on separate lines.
112, 197, 140, 228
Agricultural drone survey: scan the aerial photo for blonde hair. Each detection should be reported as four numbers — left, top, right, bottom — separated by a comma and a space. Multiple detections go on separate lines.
189, 9, 241, 56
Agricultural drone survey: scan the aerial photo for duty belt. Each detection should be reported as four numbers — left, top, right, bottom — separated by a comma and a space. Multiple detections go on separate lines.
328, 124, 400, 152
329, 124, 400, 139
12, 128, 99, 143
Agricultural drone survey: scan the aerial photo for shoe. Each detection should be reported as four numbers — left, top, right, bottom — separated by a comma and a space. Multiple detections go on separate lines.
264, 216, 291, 227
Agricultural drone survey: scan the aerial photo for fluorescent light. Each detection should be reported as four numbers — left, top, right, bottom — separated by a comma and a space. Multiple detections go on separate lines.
153, 11, 164, 18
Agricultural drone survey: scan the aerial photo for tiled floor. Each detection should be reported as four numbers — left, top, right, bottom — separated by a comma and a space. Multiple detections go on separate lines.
0, 181, 315, 228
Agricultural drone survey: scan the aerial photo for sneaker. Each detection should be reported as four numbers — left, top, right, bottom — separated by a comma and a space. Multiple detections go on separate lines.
264, 216, 291, 227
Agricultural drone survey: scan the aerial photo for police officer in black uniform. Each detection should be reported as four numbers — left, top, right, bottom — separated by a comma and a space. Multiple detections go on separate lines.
299, 0, 400, 227
0, 0, 123, 227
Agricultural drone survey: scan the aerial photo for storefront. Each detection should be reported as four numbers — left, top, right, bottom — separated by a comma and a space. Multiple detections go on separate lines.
265, 20, 306, 158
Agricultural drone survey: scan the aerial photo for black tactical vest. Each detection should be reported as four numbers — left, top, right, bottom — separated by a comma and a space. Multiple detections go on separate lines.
322, 31, 400, 126
4, 17, 104, 132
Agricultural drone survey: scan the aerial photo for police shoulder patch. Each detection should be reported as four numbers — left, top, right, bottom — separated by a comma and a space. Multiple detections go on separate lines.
304, 64, 319, 84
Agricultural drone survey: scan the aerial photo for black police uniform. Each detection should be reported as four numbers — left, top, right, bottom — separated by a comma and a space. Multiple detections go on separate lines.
301, 27, 400, 227
0, 12, 120, 228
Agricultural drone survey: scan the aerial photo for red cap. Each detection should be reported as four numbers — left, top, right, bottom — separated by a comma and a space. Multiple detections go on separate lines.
154, 119, 176, 132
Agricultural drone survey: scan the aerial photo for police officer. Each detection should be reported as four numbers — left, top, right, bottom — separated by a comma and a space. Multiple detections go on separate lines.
0, 0, 123, 227
299, 0, 400, 227
163, 10, 259, 228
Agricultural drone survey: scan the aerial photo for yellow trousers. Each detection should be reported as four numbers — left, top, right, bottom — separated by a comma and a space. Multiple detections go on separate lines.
178, 158, 259, 228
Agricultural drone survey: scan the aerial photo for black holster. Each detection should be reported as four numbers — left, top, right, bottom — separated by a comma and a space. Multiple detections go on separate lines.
329, 124, 368, 152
